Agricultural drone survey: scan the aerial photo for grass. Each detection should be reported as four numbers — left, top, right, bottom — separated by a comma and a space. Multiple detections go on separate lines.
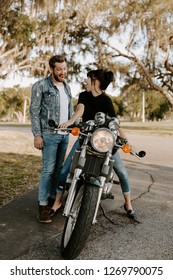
122, 121, 173, 135
0, 153, 41, 206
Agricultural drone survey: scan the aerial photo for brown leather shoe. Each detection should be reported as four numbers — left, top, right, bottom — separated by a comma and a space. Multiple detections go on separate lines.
37, 206, 52, 223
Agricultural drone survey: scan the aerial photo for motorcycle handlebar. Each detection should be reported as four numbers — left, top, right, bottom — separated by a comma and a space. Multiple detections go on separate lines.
48, 119, 146, 159
48, 119, 83, 129
48, 119, 81, 136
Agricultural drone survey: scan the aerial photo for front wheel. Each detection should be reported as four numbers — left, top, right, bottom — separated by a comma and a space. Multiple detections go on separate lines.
60, 183, 99, 259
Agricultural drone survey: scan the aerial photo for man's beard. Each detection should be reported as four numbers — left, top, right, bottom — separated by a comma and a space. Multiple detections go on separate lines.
53, 71, 64, 82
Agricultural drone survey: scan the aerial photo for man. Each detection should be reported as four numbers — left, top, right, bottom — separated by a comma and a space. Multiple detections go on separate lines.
30, 55, 74, 223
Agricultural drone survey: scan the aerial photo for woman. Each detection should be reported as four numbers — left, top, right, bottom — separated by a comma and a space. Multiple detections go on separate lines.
50, 69, 136, 219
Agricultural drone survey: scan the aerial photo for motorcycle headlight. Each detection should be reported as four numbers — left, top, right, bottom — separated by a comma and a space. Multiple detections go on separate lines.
91, 128, 115, 153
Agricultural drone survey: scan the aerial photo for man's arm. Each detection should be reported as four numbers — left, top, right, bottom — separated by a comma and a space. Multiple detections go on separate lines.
30, 82, 44, 149
30, 82, 42, 136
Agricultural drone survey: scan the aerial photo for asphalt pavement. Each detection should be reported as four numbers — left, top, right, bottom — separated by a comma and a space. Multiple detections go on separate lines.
0, 158, 173, 260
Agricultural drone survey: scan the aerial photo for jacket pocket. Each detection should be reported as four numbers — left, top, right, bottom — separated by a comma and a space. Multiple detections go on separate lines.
43, 91, 56, 105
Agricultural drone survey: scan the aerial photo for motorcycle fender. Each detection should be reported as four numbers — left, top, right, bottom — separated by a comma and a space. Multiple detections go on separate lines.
83, 173, 101, 187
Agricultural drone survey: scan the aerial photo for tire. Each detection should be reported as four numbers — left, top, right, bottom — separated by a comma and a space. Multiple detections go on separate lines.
60, 183, 99, 259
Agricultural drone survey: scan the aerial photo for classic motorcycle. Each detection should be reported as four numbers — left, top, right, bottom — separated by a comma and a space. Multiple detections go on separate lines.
48, 112, 146, 260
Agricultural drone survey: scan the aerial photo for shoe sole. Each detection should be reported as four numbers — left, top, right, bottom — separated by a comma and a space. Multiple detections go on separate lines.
37, 215, 52, 223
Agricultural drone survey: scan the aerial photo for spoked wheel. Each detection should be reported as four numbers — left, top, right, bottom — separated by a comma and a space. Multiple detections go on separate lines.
60, 184, 99, 259
63, 185, 84, 248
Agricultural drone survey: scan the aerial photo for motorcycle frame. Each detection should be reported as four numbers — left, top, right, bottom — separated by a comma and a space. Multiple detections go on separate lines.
62, 141, 114, 224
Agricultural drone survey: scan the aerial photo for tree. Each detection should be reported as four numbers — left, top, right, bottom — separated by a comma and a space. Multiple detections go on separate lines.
0, 0, 65, 79
111, 95, 126, 117
82, 0, 173, 105
145, 91, 171, 121
0, 0, 173, 107
120, 82, 171, 121
0, 86, 31, 122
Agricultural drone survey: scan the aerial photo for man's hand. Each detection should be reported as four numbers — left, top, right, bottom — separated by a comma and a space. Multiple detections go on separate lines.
34, 136, 43, 150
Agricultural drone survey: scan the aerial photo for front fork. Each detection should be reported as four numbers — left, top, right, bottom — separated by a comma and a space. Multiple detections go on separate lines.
63, 145, 87, 217
92, 152, 114, 224
63, 168, 82, 217
92, 176, 106, 224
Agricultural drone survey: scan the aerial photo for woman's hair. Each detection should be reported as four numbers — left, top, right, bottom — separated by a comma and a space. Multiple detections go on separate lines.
87, 69, 114, 90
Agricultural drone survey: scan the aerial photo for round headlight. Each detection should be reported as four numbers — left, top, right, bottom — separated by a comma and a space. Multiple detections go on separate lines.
91, 128, 115, 153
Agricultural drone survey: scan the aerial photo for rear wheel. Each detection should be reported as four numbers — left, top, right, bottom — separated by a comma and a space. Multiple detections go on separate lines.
60, 184, 99, 259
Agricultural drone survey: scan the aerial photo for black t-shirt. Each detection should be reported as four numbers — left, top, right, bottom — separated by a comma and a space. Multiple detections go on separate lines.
78, 91, 116, 122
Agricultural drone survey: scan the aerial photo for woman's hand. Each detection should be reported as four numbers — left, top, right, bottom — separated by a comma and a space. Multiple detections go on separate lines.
59, 120, 74, 128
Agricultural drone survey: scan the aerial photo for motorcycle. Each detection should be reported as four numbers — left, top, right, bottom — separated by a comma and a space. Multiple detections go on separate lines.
48, 112, 146, 260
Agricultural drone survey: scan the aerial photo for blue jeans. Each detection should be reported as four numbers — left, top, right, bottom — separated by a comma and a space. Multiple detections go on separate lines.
38, 132, 69, 205
58, 139, 80, 189
58, 139, 130, 195
112, 152, 131, 194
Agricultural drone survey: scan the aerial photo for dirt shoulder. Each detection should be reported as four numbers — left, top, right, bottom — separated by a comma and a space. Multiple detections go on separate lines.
0, 126, 173, 168
0, 121, 173, 165
0, 130, 77, 156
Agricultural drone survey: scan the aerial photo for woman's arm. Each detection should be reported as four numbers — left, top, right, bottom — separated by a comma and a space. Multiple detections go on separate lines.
118, 127, 127, 139
59, 103, 85, 128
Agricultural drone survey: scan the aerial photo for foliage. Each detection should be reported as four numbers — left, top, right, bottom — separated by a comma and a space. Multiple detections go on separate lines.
0, 86, 31, 122
0, 83, 172, 122
120, 81, 172, 121
111, 95, 126, 117
0, 0, 173, 117
146, 91, 171, 121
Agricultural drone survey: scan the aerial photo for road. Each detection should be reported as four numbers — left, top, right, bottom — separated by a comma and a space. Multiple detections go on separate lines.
0, 125, 173, 260
13, 162, 172, 260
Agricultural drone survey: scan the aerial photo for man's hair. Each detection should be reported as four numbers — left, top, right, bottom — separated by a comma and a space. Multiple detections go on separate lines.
49, 55, 67, 69
87, 69, 114, 90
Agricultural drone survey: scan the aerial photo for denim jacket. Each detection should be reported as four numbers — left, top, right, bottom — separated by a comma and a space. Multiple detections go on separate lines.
30, 75, 74, 136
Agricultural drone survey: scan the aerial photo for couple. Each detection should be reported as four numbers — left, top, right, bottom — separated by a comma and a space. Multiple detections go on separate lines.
30, 54, 135, 223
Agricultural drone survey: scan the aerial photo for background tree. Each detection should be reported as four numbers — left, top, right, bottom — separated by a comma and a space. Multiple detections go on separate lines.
82, 0, 173, 105
111, 95, 126, 118
145, 91, 171, 121
120, 83, 171, 121
0, 86, 30, 122
0, 0, 173, 115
